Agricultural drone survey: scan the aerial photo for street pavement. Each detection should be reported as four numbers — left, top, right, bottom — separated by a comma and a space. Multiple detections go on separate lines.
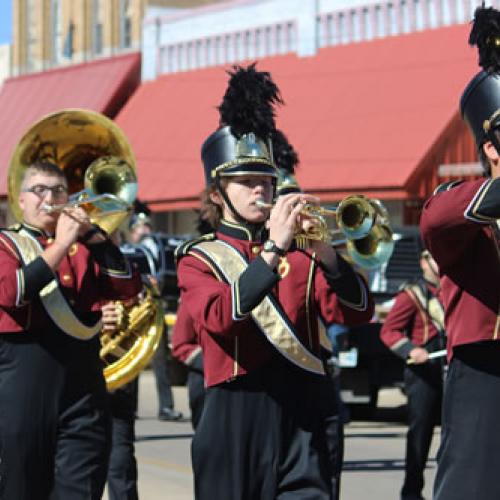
108, 371, 440, 500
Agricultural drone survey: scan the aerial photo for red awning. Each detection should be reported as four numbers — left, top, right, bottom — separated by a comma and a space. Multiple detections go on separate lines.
0, 52, 141, 196
116, 24, 478, 211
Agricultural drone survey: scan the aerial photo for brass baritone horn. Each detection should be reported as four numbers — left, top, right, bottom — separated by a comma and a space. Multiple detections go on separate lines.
8, 109, 137, 235
256, 195, 395, 269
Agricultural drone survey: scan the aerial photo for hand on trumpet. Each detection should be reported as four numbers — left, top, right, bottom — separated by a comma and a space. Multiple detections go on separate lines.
54, 206, 92, 251
267, 193, 318, 252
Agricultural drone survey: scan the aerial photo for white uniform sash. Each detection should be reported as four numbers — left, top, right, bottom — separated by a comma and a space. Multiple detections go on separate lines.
192, 240, 325, 375
407, 283, 445, 334
4, 229, 101, 340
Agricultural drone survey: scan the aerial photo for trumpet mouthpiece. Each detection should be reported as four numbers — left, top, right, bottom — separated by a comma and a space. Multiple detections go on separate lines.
42, 203, 56, 213
255, 200, 272, 209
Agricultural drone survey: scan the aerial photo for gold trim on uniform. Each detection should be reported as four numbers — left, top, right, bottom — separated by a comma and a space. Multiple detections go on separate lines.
233, 335, 239, 378
277, 256, 290, 278
305, 254, 316, 348
405, 288, 429, 343
6, 229, 102, 340
193, 240, 325, 375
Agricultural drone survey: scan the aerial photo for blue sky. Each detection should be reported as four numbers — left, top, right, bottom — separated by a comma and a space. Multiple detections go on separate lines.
0, 1, 12, 45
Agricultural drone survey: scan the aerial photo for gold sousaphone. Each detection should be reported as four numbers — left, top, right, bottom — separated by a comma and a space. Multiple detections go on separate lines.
7, 108, 163, 390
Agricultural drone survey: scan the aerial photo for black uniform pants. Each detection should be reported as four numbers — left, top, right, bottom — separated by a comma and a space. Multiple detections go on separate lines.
0, 333, 111, 500
187, 369, 205, 430
107, 380, 138, 500
151, 330, 174, 411
191, 358, 338, 500
401, 363, 442, 499
434, 342, 500, 500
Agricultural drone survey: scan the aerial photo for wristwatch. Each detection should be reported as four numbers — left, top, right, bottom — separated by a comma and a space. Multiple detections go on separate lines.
262, 239, 286, 257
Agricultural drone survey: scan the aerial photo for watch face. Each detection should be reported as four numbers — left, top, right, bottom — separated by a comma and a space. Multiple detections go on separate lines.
263, 240, 273, 251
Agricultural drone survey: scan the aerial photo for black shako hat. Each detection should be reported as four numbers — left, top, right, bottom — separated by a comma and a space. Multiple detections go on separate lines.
201, 64, 282, 184
460, 5, 500, 150
201, 126, 276, 184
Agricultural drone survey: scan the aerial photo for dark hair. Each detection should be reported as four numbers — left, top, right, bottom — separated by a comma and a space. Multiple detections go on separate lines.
478, 145, 491, 176
199, 182, 226, 230
22, 161, 66, 187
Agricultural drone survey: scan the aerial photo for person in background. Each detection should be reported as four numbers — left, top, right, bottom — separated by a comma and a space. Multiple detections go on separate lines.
104, 229, 140, 500
380, 250, 445, 500
421, 6, 500, 499
128, 208, 183, 422
171, 208, 213, 430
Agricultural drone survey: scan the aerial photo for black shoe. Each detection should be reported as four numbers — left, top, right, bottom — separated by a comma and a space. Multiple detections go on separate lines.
158, 408, 184, 421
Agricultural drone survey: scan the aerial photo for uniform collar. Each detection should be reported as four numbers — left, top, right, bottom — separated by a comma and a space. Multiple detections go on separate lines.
21, 221, 53, 239
218, 219, 266, 242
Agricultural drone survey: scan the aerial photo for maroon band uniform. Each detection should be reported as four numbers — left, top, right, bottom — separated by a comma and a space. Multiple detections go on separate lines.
421, 177, 500, 500
171, 304, 205, 429
177, 220, 374, 499
380, 279, 444, 500
0, 223, 141, 500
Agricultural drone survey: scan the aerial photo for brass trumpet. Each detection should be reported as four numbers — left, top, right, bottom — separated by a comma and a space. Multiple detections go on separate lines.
256, 195, 394, 269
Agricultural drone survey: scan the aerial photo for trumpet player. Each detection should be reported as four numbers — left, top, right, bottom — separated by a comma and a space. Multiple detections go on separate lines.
175, 64, 374, 499
0, 161, 141, 499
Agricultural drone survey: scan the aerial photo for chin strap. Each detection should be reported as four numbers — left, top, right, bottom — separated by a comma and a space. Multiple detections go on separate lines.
215, 177, 265, 238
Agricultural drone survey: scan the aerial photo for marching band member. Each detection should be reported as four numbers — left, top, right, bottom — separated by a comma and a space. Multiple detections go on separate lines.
0, 161, 141, 499
420, 6, 500, 499
380, 250, 445, 500
175, 64, 373, 499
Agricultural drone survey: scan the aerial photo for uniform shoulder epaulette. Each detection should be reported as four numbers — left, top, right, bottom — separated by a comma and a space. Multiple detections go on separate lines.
433, 180, 464, 195
174, 233, 216, 260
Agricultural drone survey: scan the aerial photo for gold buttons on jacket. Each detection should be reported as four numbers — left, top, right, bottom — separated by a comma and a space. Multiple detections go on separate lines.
47, 238, 54, 244
62, 274, 72, 282
68, 243, 78, 256
252, 245, 261, 255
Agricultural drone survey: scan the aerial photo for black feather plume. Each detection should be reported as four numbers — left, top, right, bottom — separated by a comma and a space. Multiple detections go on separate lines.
218, 63, 284, 139
469, 4, 500, 73
272, 129, 299, 173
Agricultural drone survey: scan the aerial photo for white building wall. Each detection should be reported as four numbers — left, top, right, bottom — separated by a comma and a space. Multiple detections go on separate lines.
0, 44, 12, 88
142, 0, 497, 80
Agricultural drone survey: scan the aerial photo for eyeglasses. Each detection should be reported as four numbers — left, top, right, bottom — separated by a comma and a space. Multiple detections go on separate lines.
23, 184, 68, 198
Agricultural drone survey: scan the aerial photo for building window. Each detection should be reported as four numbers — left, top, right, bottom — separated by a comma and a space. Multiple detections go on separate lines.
375, 6, 385, 37
414, 0, 424, 30
338, 13, 347, 44
363, 8, 373, 40
326, 14, 335, 45
286, 22, 296, 52
351, 10, 361, 42
427, 0, 438, 28
441, 0, 452, 25
120, 0, 132, 49
400, 1, 411, 33
255, 29, 262, 57
93, 0, 104, 55
26, 0, 37, 70
245, 31, 252, 59
265, 26, 272, 55
196, 40, 203, 67
387, 3, 397, 35
186, 42, 193, 69
50, 0, 62, 65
